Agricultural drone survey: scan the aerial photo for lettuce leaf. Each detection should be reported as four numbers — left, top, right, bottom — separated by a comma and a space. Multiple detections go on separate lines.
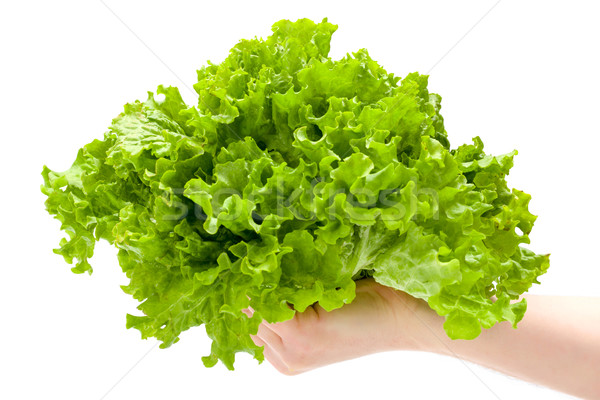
41, 18, 549, 370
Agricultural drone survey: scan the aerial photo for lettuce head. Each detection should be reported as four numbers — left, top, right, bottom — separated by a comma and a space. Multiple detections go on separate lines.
41, 18, 549, 370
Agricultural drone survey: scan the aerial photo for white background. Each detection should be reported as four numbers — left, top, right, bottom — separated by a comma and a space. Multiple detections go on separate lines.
1, 1, 599, 399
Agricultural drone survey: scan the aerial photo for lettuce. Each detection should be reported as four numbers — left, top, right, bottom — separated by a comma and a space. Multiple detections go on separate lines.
41, 18, 549, 370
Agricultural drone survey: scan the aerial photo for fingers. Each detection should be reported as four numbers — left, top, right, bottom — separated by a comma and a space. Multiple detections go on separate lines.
256, 322, 284, 352
266, 305, 317, 337
243, 305, 285, 353
251, 331, 302, 376
245, 305, 285, 356
241, 308, 252, 318
245, 307, 290, 372
263, 316, 297, 337
244, 304, 318, 376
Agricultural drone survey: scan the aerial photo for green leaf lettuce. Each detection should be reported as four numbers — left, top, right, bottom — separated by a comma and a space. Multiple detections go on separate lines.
42, 18, 549, 369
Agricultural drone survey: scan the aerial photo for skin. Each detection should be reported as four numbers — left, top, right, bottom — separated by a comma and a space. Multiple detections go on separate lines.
249, 278, 600, 400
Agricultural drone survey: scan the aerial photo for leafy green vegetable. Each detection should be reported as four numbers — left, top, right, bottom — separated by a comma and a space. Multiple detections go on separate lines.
41, 18, 549, 369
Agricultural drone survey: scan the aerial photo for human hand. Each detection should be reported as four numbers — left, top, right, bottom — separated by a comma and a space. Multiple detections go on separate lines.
249, 278, 434, 375
248, 281, 600, 399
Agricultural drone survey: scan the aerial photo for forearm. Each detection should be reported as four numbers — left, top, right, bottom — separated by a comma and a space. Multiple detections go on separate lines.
410, 295, 600, 399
